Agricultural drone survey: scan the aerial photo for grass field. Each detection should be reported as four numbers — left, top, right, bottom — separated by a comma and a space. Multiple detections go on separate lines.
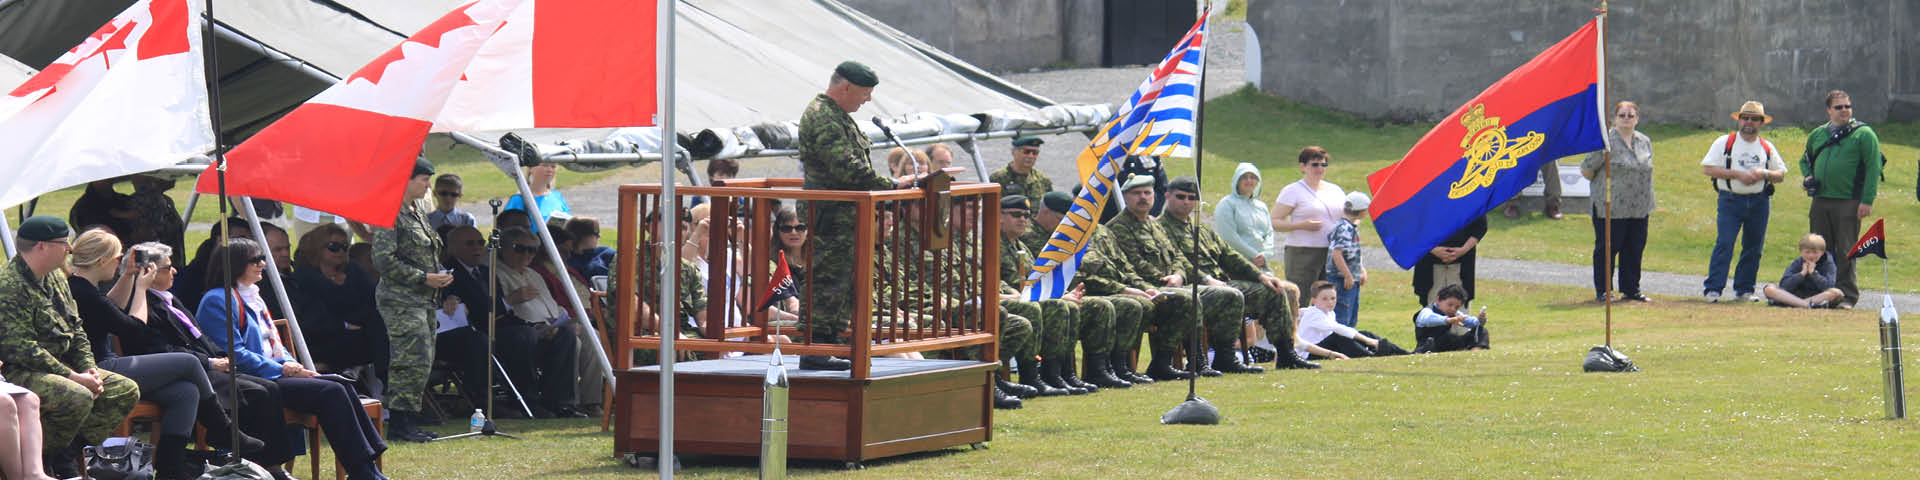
348, 269, 1916, 479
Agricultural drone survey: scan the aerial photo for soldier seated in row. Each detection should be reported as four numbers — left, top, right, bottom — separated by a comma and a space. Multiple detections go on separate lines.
995, 195, 1101, 396
1105, 175, 1239, 381
1159, 176, 1316, 372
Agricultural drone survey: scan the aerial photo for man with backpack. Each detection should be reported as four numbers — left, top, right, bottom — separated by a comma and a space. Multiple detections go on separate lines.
1800, 90, 1883, 309
1699, 101, 1787, 303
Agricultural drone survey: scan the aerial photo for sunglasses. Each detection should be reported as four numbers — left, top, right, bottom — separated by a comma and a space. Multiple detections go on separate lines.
248, 255, 268, 264
511, 244, 539, 254
1002, 210, 1032, 218
325, 242, 350, 253
1171, 193, 1199, 201
1831, 104, 1853, 111
436, 191, 462, 198
1739, 115, 1766, 122
777, 224, 808, 233
1306, 162, 1329, 167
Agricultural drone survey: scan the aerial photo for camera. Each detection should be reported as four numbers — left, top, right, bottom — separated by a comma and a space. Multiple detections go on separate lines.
1802, 176, 1821, 196
131, 248, 148, 267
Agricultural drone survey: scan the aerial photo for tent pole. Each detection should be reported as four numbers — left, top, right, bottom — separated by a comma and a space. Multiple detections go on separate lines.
0, 210, 15, 257
658, 0, 680, 475
182, 191, 201, 228
956, 135, 990, 182
239, 198, 314, 369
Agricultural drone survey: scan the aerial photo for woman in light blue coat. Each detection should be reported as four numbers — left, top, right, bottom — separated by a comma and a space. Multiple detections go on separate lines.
1214, 162, 1278, 271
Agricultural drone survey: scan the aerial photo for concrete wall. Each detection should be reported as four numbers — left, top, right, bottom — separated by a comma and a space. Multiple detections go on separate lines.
1250, 0, 1917, 126
839, 0, 1105, 72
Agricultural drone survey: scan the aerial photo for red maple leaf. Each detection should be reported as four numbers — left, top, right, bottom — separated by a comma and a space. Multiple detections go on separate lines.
348, 3, 481, 85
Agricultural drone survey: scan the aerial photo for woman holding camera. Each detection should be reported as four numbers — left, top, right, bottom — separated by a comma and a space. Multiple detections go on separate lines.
1580, 101, 1656, 303
67, 229, 263, 479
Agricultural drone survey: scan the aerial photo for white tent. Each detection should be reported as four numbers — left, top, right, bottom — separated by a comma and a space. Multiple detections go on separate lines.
0, 52, 29, 87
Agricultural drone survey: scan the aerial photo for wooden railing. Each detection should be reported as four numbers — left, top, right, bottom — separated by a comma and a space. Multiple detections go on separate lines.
613, 172, 1001, 379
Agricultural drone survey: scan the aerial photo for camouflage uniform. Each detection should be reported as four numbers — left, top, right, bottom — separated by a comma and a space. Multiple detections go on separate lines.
1020, 224, 1118, 357
998, 234, 1104, 363
990, 165, 1053, 199
1158, 213, 1298, 347
0, 256, 140, 451
797, 93, 892, 344
1071, 227, 1153, 361
373, 198, 443, 413
124, 177, 187, 266
1105, 213, 1240, 353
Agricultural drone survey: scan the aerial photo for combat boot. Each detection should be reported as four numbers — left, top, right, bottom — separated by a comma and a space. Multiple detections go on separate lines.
45, 439, 83, 479
1057, 351, 1099, 393
992, 385, 1024, 409
1274, 336, 1321, 370
1110, 350, 1154, 384
1210, 340, 1265, 374
1083, 353, 1131, 388
997, 376, 1039, 399
1041, 359, 1089, 395
1144, 347, 1193, 381
1017, 356, 1067, 396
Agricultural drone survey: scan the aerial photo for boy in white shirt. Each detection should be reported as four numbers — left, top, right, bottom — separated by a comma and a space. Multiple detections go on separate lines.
1295, 281, 1410, 361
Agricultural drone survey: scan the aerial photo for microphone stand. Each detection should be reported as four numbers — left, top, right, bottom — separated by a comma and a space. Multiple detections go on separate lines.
437, 204, 530, 440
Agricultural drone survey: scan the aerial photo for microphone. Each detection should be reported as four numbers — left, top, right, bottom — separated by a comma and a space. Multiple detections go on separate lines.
870, 117, 922, 178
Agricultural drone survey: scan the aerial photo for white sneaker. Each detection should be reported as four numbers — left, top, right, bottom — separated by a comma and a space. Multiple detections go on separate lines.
1736, 293, 1759, 303
1705, 291, 1721, 303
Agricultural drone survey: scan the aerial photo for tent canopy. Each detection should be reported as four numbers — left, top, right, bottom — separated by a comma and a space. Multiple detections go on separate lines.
0, 0, 1064, 146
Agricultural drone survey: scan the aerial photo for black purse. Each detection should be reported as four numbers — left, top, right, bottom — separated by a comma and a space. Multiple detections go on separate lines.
84, 439, 156, 480
1582, 345, 1639, 373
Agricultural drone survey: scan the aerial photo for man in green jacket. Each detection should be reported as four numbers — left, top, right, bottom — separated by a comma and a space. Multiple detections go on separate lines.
1106, 175, 1242, 380
1799, 90, 1882, 308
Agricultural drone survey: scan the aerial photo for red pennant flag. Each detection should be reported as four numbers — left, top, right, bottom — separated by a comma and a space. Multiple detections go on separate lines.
1849, 218, 1886, 260
755, 250, 798, 314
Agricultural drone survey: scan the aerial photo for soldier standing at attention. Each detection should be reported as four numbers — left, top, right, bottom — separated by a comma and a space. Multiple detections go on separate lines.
375, 157, 453, 442
0, 216, 141, 478
1159, 176, 1313, 372
991, 136, 1053, 198
796, 61, 921, 371
1106, 175, 1242, 381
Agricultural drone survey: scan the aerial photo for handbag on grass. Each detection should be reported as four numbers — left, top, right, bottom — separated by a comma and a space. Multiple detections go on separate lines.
84, 437, 155, 480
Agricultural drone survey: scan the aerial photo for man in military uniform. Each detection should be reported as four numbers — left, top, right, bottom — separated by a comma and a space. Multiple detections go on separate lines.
1071, 192, 1160, 385
919, 196, 1030, 408
796, 61, 923, 371
1022, 192, 1132, 388
1106, 175, 1243, 380
374, 157, 454, 441
1160, 176, 1314, 372
0, 216, 141, 478
990, 137, 1053, 198
996, 195, 1093, 395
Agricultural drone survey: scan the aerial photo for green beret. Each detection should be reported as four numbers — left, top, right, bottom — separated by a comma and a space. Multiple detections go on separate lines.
414, 155, 435, 177
1167, 175, 1200, 194
1012, 136, 1044, 148
1000, 195, 1030, 211
18, 215, 70, 242
1041, 191, 1073, 213
1121, 174, 1155, 192
834, 61, 878, 87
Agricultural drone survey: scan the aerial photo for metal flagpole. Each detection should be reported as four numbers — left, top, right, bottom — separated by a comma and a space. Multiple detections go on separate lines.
1161, 4, 1219, 426
659, 0, 680, 475
1598, 0, 1613, 347
202, 0, 244, 469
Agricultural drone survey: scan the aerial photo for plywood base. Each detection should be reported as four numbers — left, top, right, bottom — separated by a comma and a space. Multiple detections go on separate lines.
615, 355, 995, 463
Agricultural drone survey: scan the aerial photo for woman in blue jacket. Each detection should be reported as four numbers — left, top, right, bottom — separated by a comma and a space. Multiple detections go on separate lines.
196, 239, 388, 480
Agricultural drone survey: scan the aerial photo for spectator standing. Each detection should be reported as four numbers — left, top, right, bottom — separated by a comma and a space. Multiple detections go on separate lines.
371, 158, 453, 441
1700, 101, 1788, 303
990, 136, 1053, 198
1325, 192, 1369, 327
1581, 101, 1656, 303
1799, 90, 1881, 309
1270, 146, 1346, 292
427, 173, 477, 231
503, 161, 572, 223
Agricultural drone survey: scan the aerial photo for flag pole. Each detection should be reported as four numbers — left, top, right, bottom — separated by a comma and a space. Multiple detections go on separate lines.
1597, 0, 1612, 348
1162, 4, 1219, 426
657, 0, 680, 475
201, 0, 241, 469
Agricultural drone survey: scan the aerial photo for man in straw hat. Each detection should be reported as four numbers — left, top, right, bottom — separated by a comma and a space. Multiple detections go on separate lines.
1699, 100, 1787, 303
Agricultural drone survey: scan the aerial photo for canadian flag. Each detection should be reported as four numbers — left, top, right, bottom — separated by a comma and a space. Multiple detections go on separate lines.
198, 0, 658, 227
0, 0, 210, 209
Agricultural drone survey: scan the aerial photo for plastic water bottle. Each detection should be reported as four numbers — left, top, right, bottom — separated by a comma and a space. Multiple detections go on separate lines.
469, 409, 486, 433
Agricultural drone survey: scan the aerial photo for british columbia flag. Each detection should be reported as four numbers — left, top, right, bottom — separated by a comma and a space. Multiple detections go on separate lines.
1023, 10, 1209, 301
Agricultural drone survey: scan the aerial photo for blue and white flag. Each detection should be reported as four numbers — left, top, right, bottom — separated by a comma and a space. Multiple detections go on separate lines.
1023, 10, 1209, 301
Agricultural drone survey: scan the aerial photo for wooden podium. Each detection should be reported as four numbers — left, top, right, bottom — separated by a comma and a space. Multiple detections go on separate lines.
611, 170, 1002, 465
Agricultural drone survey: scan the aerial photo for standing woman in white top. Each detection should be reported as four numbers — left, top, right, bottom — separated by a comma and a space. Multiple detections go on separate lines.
1270, 146, 1348, 293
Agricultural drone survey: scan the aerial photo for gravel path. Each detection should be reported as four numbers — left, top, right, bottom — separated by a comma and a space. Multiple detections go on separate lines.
510, 20, 1920, 313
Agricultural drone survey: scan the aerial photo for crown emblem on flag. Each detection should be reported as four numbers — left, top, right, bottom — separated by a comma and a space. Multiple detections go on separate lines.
1449, 104, 1545, 199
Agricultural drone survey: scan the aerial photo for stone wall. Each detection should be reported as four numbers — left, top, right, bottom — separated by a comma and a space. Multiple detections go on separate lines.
1249, 0, 1918, 125
838, 0, 1106, 72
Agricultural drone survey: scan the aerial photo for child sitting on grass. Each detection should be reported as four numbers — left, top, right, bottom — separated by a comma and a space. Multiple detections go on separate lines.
1411, 284, 1490, 353
1760, 233, 1844, 308
1296, 281, 1410, 360
1325, 192, 1370, 327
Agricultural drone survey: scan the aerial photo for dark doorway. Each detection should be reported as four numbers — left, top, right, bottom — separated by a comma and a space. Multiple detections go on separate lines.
1101, 0, 1198, 67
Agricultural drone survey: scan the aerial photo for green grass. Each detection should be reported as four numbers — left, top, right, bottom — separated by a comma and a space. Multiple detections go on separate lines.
1179, 86, 1920, 292
343, 269, 1917, 478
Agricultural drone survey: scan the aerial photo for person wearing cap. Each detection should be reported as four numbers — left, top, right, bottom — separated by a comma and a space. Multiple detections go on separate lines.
1159, 176, 1311, 372
372, 156, 453, 442
1021, 191, 1131, 389
795, 60, 922, 370
0, 216, 141, 478
1325, 191, 1371, 327
991, 137, 1054, 199
1106, 174, 1239, 380
996, 195, 1093, 396
1035, 190, 1160, 385
1700, 100, 1788, 303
